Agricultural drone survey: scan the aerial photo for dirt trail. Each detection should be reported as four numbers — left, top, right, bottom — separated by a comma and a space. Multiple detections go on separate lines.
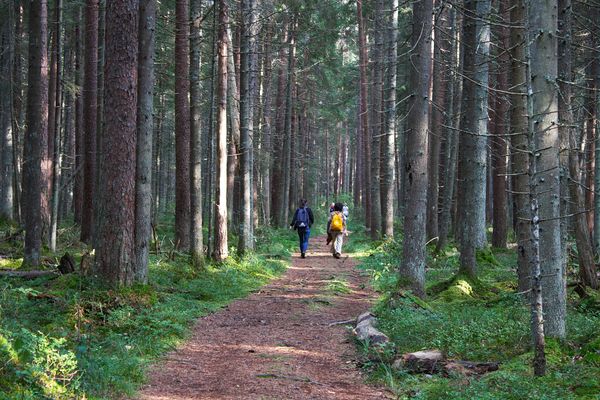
137, 236, 392, 400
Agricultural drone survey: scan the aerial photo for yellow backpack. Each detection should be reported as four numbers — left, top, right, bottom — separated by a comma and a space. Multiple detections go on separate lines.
331, 212, 343, 232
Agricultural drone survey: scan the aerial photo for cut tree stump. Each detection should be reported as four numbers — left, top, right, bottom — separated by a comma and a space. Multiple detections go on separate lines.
393, 349, 500, 376
353, 312, 389, 345
59, 253, 76, 274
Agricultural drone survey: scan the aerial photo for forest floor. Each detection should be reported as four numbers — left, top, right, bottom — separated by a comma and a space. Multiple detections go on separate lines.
137, 236, 393, 400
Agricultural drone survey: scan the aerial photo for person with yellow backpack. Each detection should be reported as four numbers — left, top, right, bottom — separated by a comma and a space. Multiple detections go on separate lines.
328, 202, 346, 259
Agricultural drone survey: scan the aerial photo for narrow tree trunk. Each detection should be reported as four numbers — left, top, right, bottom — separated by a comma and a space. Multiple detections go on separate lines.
491, 0, 509, 248
381, 0, 398, 238
81, 0, 98, 243
399, 0, 433, 298
226, 25, 240, 224
357, 0, 370, 229
238, 0, 259, 254
11, 1, 23, 223
190, 0, 204, 267
134, 0, 156, 283
0, 9, 14, 220
213, 0, 229, 262
557, 0, 597, 289
426, 2, 449, 242
94, 0, 139, 286
509, 0, 531, 292
260, 21, 274, 226
281, 21, 296, 227
73, 6, 83, 224
369, 0, 383, 239
175, 0, 191, 250
49, 0, 63, 252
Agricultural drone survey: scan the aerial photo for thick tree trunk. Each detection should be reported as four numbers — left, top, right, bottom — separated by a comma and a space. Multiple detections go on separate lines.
135, 0, 156, 283
213, 0, 229, 262
175, 0, 191, 250
94, 0, 139, 286
81, 0, 98, 243
190, 0, 204, 267
22, 0, 48, 268
11, 1, 23, 223
457, 0, 491, 277
528, 0, 565, 338
399, 0, 433, 298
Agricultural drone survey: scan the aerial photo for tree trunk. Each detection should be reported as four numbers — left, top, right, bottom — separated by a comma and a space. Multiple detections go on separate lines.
528, 0, 565, 338
175, 0, 191, 250
135, 0, 156, 283
399, 0, 433, 298
22, 0, 48, 268
369, 0, 383, 239
426, 2, 449, 242
0, 8, 14, 221
457, 0, 491, 277
509, 0, 531, 292
281, 21, 296, 227
491, 0, 509, 248
73, 6, 83, 224
213, 0, 229, 262
190, 0, 204, 267
380, 0, 398, 238
49, 0, 63, 252
94, 0, 139, 286
260, 20, 273, 226
81, 0, 98, 244
238, 0, 259, 254
357, 0, 370, 229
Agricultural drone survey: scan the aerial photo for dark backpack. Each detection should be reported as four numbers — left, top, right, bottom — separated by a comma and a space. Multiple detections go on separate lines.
296, 207, 309, 228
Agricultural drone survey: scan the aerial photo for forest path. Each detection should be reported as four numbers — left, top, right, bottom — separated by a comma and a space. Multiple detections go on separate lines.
137, 235, 392, 400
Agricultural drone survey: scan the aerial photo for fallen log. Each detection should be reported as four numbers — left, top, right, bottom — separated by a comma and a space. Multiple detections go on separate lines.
353, 312, 389, 345
0, 269, 59, 279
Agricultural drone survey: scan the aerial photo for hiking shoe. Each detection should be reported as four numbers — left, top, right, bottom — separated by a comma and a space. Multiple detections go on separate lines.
301, 252, 306, 258
333, 252, 341, 259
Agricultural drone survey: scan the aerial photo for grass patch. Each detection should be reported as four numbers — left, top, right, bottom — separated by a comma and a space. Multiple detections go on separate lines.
355, 236, 600, 399
326, 277, 352, 295
0, 219, 297, 399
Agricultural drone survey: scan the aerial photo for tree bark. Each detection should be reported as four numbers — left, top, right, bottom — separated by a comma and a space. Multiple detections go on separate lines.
73, 6, 83, 225
491, 0, 509, 248
22, 0, 48, 268
94, 0, 139, 286
135, 0, 156, 283
81, 0, 98, 244
457, 0, 491, 277
175, 0, 191, 250
213, 0, 229, 262
190, 0, 204, 267
399, 0, 433, 298
381, 0, 398, 238
357, 0, 370, 229
527, 0, 565, 338
0, 6, 14, 221
238, 0, 259, 254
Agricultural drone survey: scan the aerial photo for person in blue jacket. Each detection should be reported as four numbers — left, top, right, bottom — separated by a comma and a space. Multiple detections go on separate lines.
290, 199, 315, 258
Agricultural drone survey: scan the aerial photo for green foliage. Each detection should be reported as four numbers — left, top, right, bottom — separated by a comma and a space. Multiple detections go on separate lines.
356, 237, 600, 399
0, 221, 293, 399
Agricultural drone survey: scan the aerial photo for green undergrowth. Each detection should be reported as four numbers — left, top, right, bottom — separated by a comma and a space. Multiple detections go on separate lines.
355, 237, 600, 399
0, 219, 295, 399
